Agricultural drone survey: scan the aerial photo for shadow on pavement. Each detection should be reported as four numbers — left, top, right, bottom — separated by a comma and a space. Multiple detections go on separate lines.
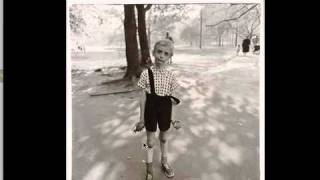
72, 64, 260, 180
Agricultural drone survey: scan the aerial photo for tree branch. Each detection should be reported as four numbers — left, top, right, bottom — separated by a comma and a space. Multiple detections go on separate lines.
252, 21, 260, 32
245, 25, 250, 34
206, 4, 258, 28
239, 34, 246, 39
144, 4, 152, 11
250, 21, 255, 32
230, 5, 248, 17
250, 12, 260, 33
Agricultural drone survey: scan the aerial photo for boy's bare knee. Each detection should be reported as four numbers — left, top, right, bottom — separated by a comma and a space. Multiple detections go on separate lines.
159, 137, 167, 143
159, 132, 168, 143
146, 131, 156, 148
147, 138, 155, 148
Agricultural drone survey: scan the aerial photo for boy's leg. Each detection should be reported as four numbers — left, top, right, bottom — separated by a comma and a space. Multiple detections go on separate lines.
159, 130, 175, 177
146, 131, 156, 178
146, 131, 156, 163
159, 131, 168, 160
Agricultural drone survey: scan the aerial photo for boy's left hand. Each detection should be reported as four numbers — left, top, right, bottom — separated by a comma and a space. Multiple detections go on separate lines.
172, 120, 182, 130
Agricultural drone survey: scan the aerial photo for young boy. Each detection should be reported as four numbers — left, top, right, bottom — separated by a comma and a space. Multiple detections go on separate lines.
134, 39, 180, 180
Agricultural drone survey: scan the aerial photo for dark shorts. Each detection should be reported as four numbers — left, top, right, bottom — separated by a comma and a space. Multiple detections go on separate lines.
144, 93, 172, 132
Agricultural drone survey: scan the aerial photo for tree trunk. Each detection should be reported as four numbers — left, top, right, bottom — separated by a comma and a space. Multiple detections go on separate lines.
123, 5, 141, 79
218, 36, 221, 47
231, 32, 233, 46
235, 26, 238, 47
147, 8, 152, 49
221, 36, 224, 46
147, 27, 151, 49
136, 5, 151, 67
248, 32, 253, 39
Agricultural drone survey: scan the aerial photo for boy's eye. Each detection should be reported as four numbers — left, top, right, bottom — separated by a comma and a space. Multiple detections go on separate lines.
164, 52, 169, 56
157, 50, 162, 53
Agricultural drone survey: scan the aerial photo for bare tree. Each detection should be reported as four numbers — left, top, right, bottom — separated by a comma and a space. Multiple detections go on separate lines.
204, 4, 260, 46
206, 4, 258, 28
216, 23, 232, 46
242, 6, 260, 39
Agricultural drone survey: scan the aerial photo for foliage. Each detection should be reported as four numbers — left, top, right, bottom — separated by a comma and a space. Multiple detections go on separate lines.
179, 18, 200, 45
69, 5, 86, 35
148, 5, 189, 39
69, 5, 125, 46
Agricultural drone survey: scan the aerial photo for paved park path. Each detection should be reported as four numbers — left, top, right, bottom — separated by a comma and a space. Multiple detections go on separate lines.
71, 52, 261, 180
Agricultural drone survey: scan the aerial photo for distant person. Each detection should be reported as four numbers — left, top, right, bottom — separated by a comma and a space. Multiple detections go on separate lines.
236, 44, 241, 56
242, 37, 251, 56
253, 45, 260, 54
134, 39, 181, 180
165, 32, 174, 64
252, 36, 260, 54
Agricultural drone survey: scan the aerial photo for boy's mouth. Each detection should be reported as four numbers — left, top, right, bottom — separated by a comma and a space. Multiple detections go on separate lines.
156, 59, 165, 63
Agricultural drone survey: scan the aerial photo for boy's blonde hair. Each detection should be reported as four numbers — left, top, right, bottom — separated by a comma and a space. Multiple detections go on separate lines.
153, 39, 174, 56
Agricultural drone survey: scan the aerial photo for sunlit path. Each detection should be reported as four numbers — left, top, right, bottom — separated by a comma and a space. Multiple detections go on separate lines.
72, 50, 260, 180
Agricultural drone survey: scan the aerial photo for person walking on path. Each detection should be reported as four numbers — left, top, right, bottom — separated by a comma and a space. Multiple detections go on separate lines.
242, 36, 251, 56
134, 39, 181, 180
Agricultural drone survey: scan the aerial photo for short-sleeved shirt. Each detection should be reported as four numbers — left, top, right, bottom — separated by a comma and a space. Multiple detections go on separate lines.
137, 66, 179, 96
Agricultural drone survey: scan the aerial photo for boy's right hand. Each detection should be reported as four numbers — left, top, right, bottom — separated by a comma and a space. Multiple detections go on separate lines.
133, 121, 145, 132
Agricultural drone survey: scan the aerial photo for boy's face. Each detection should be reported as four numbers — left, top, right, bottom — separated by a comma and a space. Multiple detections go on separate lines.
153, 45, 172, 67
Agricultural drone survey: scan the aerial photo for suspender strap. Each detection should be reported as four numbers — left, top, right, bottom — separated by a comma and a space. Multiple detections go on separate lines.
168, 95, 180, 105
147, 68, 155, 95
147, 68, 181, 105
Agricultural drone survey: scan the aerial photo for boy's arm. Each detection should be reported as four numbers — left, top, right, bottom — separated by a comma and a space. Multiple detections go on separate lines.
170, 73, 181, 120
170, 88, 183, 129
139, 89, 146, 123
133, 88, 146, 132
171, 88, 180, 121
137, 69, 147, 123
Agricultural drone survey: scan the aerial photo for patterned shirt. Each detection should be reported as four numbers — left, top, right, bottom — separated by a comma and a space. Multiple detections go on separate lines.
137, 66, 179, 96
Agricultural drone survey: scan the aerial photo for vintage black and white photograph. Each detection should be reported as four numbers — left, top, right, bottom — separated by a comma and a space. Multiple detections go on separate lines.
67, 1, 264, 180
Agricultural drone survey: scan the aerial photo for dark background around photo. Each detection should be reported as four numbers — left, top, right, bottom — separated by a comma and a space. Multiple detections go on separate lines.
4, 1, 66, 179
3, 0, 312, 180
